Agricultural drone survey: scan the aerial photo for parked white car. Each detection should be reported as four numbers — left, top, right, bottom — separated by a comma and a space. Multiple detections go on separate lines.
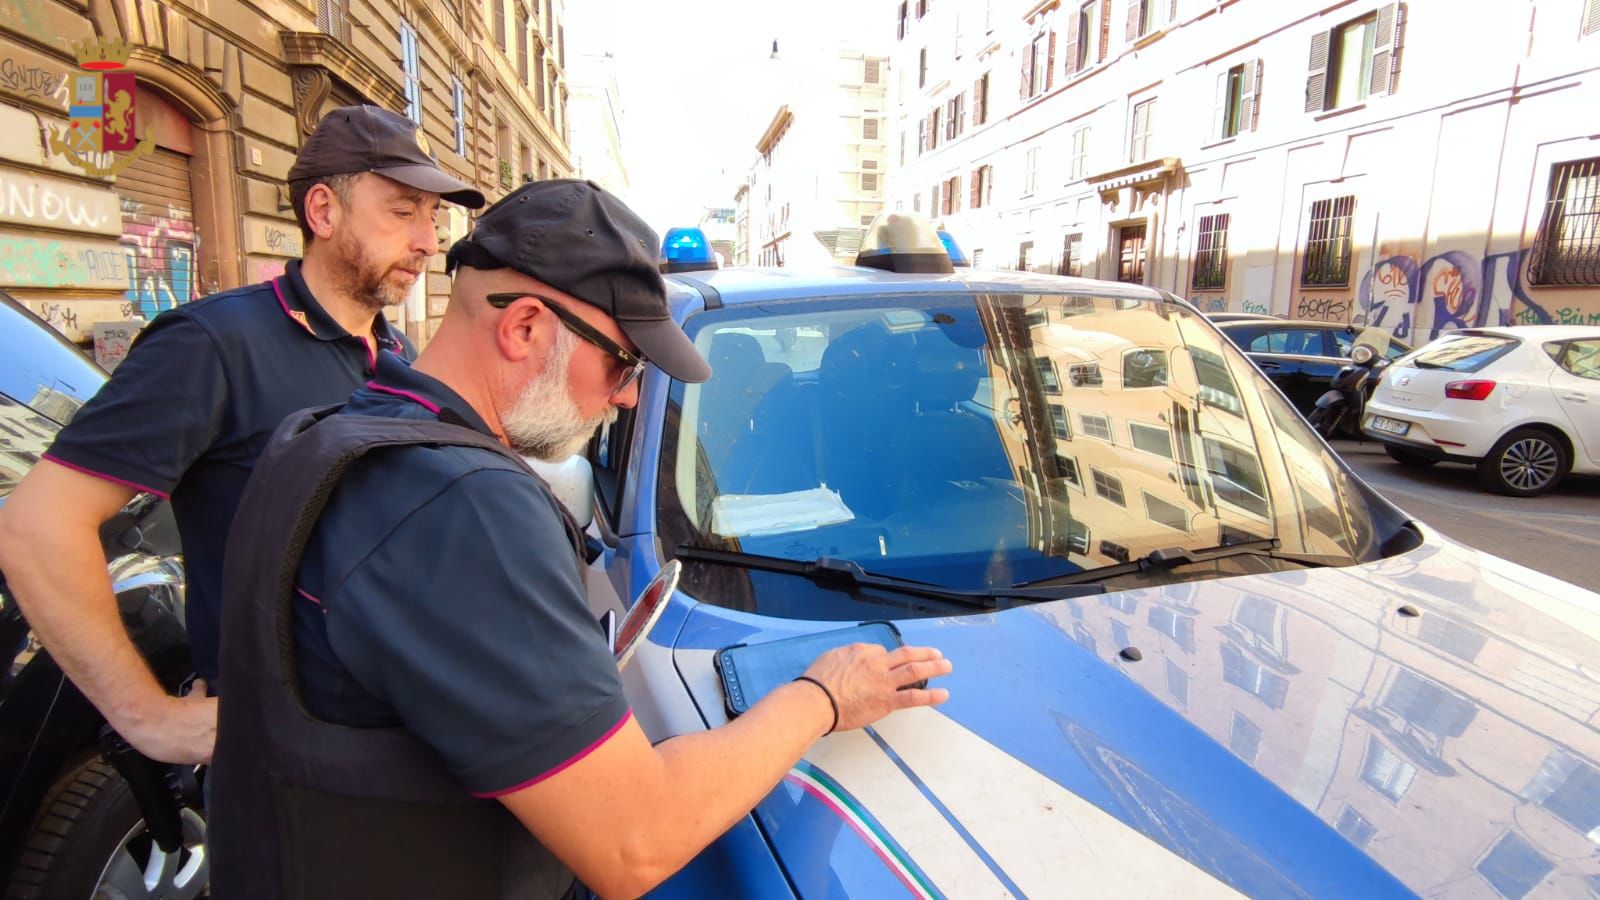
1361, 325, 1600, 496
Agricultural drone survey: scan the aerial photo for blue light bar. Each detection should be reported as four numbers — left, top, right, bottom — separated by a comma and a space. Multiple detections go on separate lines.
937, 230, 971, 267
660, 227, 718, 273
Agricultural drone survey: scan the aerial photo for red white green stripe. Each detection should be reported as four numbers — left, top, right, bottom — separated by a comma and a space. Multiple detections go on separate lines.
786, 760, 943, 899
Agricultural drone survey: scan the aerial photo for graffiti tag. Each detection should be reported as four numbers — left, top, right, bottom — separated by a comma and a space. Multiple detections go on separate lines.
0, 58, 65, 100
1294, 296, 1352, 322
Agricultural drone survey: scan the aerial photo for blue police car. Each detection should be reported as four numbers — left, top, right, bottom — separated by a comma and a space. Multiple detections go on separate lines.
558, 215, 1600, 897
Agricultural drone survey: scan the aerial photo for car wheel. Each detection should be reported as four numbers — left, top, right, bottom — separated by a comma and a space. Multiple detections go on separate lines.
1384, 445, 1437, 468
6, 759, 208, 900
1476, 428, 1570, 497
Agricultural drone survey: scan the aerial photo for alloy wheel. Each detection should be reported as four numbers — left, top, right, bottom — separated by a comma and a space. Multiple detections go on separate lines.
92, 807, 208, 900
1499, 437, 1560, 492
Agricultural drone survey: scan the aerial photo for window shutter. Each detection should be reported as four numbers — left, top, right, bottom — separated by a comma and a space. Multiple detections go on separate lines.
1369, 3, 1403, 97
1020, 42, 1032, 100
970, 169, 980, 207
1126, 0, 1144, 42
1211, 70, 1229, 141
951, 176, 962, 213
1046, 29, 1057, 90
1063, 6, 1082, 76
1241, 59, 1261, 131
973, 77, 986, 123
1169, 0, 1178, 23
1586, 0, 1600, 36
1305, 30, 1330, 112
918, 119, 926, 153
1098, 0, 1112, 61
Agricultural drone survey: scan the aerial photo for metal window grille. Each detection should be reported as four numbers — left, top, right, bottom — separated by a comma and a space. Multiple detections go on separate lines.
1530, 157, 1600, 286
1301, 195, 1355, 287
1192, 213, 1230, 290
316, 0, 351, 42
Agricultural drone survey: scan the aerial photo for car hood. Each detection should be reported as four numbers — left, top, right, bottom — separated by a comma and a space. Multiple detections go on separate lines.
670, 529, 1600, 897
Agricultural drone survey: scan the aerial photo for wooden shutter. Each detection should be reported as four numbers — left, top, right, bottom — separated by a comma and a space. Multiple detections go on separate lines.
1045, 30, 1057, 90
1169, 0, 1178, 23
1126, 0, 1144, 42
973, 77, 985, 123
1586, 0, 1600, 36
1063, 5, 1082, 76
1241, 59, 1261, 131
951, 176, 962, 213
1305, 30, 1330, 112
1211, 69, 1229, 140
970, 169, 981, 207
1098, 0, 1112, 62
1020, 40, 1033, 100
1369, 3, 1403, 97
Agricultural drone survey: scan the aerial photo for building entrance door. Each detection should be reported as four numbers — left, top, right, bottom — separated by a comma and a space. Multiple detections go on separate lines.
1117, 223, 1146, 283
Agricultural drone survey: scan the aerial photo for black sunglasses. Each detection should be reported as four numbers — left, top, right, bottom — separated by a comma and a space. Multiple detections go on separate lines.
486, 293, 646, 395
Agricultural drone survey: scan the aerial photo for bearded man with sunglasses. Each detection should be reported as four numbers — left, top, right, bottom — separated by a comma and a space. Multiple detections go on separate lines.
209, 180, 951, 898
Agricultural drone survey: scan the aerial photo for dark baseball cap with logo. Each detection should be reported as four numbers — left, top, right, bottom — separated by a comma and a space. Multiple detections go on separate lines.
288, 104, 485, 209
446, 179, 711, 383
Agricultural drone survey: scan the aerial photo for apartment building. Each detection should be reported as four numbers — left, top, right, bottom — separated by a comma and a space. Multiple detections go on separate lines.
889, 0, 1600, 340
1, 0, 573, 348
737, 47, 891, 266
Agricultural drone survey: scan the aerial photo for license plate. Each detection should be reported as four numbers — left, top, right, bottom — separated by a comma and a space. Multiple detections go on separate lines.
1371, 416, 1410, 435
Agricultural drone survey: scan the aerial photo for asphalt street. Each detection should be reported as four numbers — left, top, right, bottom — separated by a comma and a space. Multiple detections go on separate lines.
1331, 439, 1600, 594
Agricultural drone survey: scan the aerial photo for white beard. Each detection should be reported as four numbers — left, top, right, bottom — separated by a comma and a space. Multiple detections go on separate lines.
502, 326, 619, 461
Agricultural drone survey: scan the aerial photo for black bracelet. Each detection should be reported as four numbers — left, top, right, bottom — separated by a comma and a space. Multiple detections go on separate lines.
793, 676, 839, 735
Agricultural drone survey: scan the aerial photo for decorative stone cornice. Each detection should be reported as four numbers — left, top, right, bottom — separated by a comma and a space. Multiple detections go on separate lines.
279, 31, 407, 113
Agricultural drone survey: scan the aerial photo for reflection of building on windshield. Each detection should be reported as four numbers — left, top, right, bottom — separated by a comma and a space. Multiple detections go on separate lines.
0, 391, 70, 495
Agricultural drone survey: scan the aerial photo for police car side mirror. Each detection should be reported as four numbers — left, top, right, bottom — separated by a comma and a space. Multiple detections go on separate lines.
521, 454, 596, 530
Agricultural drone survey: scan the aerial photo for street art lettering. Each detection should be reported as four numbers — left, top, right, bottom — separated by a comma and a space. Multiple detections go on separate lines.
1514, 306, 1600, 326
0, 58, 65, 100
34, 302, 78, 332
120, 217, 197, 321
1357, 248, 1573, 341
1192, 296, 1227, 312
0, 175, 113, 230
92, 321, 139, 371
0, 236, 124, 288
1242, 299, 1270, 315
1294, 296, 1352, 322
263, 224, 296, 253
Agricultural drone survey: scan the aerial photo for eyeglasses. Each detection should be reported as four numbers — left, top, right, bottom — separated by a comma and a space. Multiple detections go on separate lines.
486, 293, 646, 396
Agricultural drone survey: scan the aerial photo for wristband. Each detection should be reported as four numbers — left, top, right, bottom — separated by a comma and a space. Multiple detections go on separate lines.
793, 676, 839, 735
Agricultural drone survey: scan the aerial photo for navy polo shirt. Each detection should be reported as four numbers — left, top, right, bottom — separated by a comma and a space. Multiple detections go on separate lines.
292, 353, 631, 797
45, 261, 413, 683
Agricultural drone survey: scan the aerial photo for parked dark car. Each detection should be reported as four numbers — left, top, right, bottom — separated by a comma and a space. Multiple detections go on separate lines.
0, 291, 205, 899
1215, 319, 1411, 426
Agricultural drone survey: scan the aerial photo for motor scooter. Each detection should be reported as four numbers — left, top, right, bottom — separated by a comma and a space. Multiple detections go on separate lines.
1309, 343, 1388, 439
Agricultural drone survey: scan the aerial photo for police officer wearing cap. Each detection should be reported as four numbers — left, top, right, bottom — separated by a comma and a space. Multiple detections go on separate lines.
209, 180, 954, 899
0, 105, 485, 766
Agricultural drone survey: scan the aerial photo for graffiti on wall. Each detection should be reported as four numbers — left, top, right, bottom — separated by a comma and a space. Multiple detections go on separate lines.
0, 57, 65, 102
1241, 299, 1270, 315
1294, 296, 1354, 323
120, 200, 196, 320
0, 235, 126, 288
1358, 248, 1597, 340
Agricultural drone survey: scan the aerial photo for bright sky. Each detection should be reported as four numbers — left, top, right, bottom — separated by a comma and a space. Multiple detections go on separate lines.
565, 0, 887, 232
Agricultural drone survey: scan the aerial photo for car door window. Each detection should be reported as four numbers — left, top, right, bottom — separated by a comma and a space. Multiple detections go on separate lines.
1251, 329, 1323, 356
1557, 340, 1600, 381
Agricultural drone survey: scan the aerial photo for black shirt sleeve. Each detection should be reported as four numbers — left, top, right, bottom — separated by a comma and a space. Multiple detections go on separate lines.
45, 311, 229, 498
323, 466, 630, 796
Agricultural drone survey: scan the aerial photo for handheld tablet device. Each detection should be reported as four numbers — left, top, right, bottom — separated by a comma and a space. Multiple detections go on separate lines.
714, 621, 920, 717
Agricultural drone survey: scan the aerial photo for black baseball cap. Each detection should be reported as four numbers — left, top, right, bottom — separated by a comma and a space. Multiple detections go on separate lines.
446, 179, 711, 383
288, 105, 485, 209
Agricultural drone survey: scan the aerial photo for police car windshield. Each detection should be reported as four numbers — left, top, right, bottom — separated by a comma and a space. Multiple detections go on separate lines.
658, 292, 1384, 618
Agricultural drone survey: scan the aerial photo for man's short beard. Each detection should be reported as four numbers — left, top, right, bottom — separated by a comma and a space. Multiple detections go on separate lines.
331, 227, 418, 313
502, 327, 618, 461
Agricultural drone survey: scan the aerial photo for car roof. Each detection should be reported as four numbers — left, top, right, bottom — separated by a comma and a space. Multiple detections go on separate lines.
663, 265, 1167, 316
1439, 325, 1600, 341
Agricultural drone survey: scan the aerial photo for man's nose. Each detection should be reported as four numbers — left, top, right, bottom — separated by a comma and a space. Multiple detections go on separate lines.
612, 378, 640, 410
416, 217, 441, 256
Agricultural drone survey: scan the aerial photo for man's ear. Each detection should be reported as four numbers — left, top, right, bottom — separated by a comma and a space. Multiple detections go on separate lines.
495, 297, 548, 363
303, 184, 341, 241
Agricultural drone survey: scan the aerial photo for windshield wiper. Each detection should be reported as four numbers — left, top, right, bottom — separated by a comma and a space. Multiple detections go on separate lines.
1013, 539, 1346, 589
674, 545, 1103, 610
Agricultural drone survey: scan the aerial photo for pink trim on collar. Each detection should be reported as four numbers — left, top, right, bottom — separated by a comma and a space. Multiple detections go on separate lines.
271, 278, 316, 336
365, 380, 442, 415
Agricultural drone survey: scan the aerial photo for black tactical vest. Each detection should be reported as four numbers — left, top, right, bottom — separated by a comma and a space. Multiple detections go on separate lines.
210, 406, 586, 899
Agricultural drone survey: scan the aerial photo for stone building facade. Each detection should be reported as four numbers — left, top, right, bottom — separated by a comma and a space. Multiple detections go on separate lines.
889, 0, 1600, 341
0, 0, 572, 351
